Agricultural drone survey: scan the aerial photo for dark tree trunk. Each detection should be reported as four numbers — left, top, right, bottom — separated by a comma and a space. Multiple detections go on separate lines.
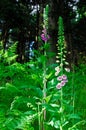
1, 24, 9, 51
17, 30, 26, 63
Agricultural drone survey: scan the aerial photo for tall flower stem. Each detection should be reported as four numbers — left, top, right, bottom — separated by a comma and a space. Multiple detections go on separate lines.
41, 5, 49, 130
55, 16, 70, 130
58, 17, 64, 129
43, 42, 47, 130
59, 18, 64, 130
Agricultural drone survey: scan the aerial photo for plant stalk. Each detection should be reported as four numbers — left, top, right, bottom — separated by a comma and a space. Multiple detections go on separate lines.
38, 103, 41, 130
42, 42, 47, 130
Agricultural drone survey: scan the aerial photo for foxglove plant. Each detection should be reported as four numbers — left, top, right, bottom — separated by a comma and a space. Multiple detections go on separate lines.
55, 16, 70, 90
53, 17, 85, 130
55, 16, 70, 130
42, 5, 50, 125
38, 5, 50, 130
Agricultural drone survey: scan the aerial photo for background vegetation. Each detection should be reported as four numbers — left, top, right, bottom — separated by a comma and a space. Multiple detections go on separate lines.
0, 0, 86, 130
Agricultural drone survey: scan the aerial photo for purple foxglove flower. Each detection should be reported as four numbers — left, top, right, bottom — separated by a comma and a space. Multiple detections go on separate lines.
60, 81, 66, 86
56, 83, 62, 89
41, 28, 50, 42
62, 74, 67, 80
41, 33, 45, 38
57, 76, 63, 81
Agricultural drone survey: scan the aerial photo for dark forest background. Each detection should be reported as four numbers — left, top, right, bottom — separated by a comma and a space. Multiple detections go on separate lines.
0, 0, 86, 64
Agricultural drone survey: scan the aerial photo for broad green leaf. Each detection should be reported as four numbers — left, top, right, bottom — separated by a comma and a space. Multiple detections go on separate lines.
43, 95, 52, 103
68, 114, 81, 120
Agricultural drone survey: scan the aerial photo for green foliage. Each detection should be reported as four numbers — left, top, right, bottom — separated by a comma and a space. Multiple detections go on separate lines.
0, 8, 86, 130
0, 39, 86, 130
0, 41, 86, 130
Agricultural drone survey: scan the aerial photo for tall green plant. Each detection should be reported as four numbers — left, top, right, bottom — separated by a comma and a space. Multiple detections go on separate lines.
54, 16, 70, 130
54, 16, 86, 130
40, 4, 50, 129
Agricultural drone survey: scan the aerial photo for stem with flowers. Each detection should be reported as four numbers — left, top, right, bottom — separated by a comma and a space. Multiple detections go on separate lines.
41, 5, 50, 130
55, 16, 70, 130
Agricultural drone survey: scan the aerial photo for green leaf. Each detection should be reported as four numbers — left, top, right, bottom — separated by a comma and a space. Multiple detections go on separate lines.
54, 120, 61, 128
42, 103, 58, 113
68, 114, 81, 120
45, 72, 53, 80
43, 95, 52, 103
47, 118, 56, 127
50, 103, 59, 108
